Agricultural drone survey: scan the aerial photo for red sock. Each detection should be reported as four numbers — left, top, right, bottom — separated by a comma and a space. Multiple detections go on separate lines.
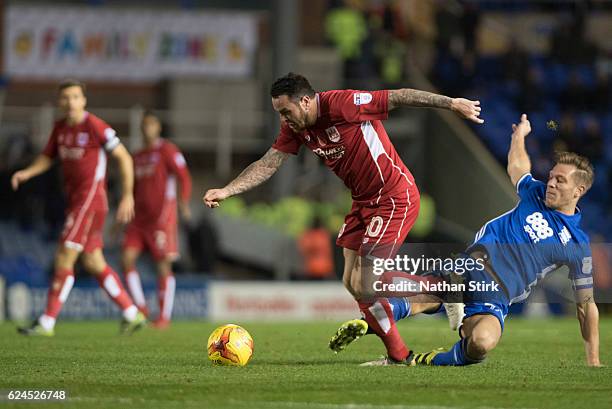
358, 299, 409, 361
125, 269, 146, 309
44, 268, 75, 318
158, 274, 176, 321
97, 265, 134, 311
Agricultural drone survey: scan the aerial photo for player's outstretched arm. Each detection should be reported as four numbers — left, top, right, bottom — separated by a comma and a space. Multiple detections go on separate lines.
10, 154, 54, 191
575, 288, 601, 367
507, 114, 532, 187
110, 143, 135, 224
388, 88, 483, 124
203, 147, 288, 208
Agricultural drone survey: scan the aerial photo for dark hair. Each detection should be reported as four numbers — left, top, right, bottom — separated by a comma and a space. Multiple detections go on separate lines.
58, 79, 86, 95
142, 109, 160, 121
554, 151, 595, 191
270, 72, 315, 100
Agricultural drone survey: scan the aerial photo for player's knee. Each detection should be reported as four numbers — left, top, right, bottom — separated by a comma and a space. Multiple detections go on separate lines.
54, 247, 77, 270
121, 253, 136, 272
81, 253, 105, 275
469, 331, 499, 356
157, 260, 172, 277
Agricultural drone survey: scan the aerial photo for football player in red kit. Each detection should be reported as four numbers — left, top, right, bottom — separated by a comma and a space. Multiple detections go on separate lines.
121, 111, 192, 329
203, 73, 483, 365
12, 79, 146, 336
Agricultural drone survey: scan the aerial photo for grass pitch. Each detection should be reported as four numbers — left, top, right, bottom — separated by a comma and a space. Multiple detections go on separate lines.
1, 317, 611, 409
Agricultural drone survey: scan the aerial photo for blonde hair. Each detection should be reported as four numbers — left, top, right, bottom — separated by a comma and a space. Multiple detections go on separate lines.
553, 151, 594, 191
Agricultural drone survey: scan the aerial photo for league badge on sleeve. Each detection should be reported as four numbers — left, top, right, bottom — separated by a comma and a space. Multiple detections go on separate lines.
353, 92, 372, 106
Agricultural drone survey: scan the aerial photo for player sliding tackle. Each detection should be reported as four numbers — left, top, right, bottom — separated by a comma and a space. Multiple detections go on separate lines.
204, 73, 483, 364
334, 114, 601, 367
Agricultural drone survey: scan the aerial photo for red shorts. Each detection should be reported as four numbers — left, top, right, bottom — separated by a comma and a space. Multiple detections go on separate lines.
123, 210, 178, 262
336, 187, 420, 259
61, 207, 107, 253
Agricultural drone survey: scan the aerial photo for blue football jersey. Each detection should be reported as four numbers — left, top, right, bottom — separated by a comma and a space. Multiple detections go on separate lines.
468, 173, 593, 303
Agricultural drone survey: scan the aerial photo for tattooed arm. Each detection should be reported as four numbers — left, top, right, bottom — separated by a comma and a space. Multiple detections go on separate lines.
575, 288, 601, 367
388, 88, 484, 124
203, 147, 289, 208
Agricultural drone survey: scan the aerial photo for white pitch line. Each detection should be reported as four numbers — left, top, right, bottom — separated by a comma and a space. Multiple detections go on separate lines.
230, 401, 538, 409
68, 396, 537, 409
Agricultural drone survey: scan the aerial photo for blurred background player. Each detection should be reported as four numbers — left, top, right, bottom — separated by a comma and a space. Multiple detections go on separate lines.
121, 111, 192, 329
11, 79, 145, 336
298, 216, 335, 280
204, 72, 483, 364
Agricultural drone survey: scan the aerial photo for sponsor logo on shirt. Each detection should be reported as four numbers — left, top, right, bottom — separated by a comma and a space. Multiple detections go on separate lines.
312, 145, 345, 160
59, 146, 85, 160
353, 92, 373, 106
135, 164, 156, 178
523, 211, 553, 243
325, 126, 341, 143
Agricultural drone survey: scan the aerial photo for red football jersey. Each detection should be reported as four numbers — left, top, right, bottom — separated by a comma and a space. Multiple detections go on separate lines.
132, 139, 192, 225
43, 112, 120, 211
272, 90, 416, 203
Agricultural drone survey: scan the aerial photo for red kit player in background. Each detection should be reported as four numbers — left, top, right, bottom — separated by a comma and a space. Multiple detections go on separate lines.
11, 79, 146, 336
204, 73, 483, 364
121, 111, 192, 329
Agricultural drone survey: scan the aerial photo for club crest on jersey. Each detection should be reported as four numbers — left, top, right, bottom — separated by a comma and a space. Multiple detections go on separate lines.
325, 126, 341, 143
353, 92, 373, 106
558, 226, 572, 246
77, 132, 89, 146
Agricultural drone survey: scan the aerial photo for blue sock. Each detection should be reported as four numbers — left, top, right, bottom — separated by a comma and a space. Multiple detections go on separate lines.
423, 303, 444, 315
431, 338, 482, 366
388, 298, 411, 322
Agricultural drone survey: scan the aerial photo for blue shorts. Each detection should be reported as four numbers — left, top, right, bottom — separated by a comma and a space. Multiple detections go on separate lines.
462, 301, 509, 332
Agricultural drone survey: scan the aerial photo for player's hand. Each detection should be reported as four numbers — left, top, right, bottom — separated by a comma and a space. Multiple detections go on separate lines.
116, 195, 135, 224
10, 170, 30, 191
179, 201, 192, 222
511, 114, 531, 137
450, 98, 483, 124
203, 188, 229, 208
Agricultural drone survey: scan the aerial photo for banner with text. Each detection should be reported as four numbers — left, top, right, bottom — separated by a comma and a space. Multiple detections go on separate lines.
209, 282, 359, 321
4, 5, 258, 81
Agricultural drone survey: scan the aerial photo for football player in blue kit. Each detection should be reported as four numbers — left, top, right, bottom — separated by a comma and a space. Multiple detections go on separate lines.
332, 114, 601, 367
